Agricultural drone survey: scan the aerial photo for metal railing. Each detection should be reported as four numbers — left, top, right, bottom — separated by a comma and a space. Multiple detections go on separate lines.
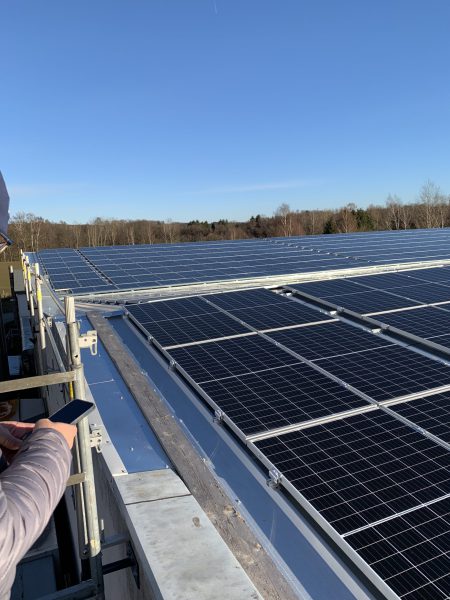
3, 253, 140, 599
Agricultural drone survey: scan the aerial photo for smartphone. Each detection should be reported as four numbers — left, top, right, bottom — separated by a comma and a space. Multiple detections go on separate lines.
49, 399, 95, 425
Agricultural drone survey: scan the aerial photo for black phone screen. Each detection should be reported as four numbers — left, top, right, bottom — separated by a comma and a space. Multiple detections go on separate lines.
49, 400, 95, 425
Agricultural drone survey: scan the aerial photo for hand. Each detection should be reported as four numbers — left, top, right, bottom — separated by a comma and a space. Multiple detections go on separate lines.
35, 419, 77, 450
0, 421, 35, 463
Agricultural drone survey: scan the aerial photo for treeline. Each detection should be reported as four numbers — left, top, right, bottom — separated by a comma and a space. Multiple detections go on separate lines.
3, 180, 450, 261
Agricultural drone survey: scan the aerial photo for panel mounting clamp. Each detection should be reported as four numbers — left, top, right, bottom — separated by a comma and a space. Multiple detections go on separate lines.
89, 425, 103, 452
267, 468, 283, 488
214, 408, 225, 424
79, 329, 98, 355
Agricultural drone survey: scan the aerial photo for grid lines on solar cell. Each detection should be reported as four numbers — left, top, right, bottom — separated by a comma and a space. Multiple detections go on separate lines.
168, 335, 299, 383
401, 267, 450, 284
254, 411, 450, 535
316, 346, 450, 402
346, 496, 450, 599
127, 297, 251, 347
390, 393, 450, 445
267, 321, 392, 361
38, 249, 116, 293
284, 279, 365, 297
205, 288, 282, 310
127, 297, 215, 322
383, 283, 450, 305
199, 364, 369, 436
346, 272, 425, 290
316, 290, 422, 314
374, 307, 450, 338
205, 288, 332, 330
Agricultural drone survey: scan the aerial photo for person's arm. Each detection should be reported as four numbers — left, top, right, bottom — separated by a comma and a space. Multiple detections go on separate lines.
0, 421, 75, 596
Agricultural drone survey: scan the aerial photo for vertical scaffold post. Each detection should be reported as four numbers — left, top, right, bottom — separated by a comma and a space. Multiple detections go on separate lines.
26, 256, 35, 318
34, 263, 46, 351
21, 251, 29, 302
64, 297, 104, 598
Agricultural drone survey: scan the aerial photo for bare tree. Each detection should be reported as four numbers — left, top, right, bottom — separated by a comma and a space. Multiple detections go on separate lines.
274, 203, 293, 236
163, 219, 178, 243
418, 180, 441, 228
335, 204, 357, 233
386, 195, 402, 230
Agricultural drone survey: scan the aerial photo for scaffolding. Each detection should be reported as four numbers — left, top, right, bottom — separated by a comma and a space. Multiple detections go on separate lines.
0, 252, 139, 600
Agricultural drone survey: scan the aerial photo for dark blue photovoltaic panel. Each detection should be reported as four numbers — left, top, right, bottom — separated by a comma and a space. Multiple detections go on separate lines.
205, 289, 332, 330
127, 298, 251, 347
36, 229, 450, 294
286, 279, 365, 297
346, 497, 450, 600
388, 283, 450, 305
346, 272, 425, 290
317, 290, 421, 314
168, 336, 299, 382
127, 297, 216, 322
316, 346, 450, 402
390, 393, 450, 444
199, 364, 369, 435
267, 321, 392, 360
205, 289, 282, 310
374, 306, 450, 338
401, 267, 450, 284
254, 411, 450, 534
222, 303, 333, 330
38, 248, 116, 293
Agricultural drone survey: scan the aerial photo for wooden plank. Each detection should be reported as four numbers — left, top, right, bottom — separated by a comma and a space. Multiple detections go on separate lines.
89, 312, 299, 600
0, 371, 76, 394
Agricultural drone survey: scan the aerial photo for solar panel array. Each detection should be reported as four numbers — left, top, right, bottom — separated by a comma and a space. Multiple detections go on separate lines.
124, 269, 450, 599
38, 228, 450, 295
37, 248, 116, 294
38, 230, 450, 599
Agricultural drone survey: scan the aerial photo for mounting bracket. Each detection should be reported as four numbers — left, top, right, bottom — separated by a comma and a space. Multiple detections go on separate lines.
267, 467, 283, 489
79, 329, 98, 355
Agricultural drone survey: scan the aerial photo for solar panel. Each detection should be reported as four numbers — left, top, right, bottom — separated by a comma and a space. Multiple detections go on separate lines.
205, 288, 294, 310
36, 229, 450, 295
127, 297, 216, 322
221, 303, 334, 331
317, 290, 422, 314
390, 393, 450, 445
253, 411, 450, 535
346, 496, 450, 599
205, 289, 333, 330
127, 300, 251, 347
374, 307, 450, 338
267, 321, 392, 361
168, 335, 299, 383
388, 283, 450, 305
316, 346, 450, 402
289, 279, 365, 297
346, 272, 424, 290
402, 267, 450, 284
38, 248, 116, 293
199, 363, 369, 436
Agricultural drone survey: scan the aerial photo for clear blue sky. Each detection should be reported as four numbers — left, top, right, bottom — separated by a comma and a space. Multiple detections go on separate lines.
1, 0, 450, 223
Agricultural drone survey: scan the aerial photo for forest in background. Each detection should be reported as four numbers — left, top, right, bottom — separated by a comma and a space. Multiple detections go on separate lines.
3, 180, 449, 261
